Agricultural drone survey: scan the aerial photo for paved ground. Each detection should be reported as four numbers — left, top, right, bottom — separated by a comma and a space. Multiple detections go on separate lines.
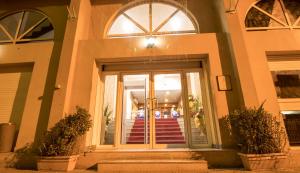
0, 168, 300, 173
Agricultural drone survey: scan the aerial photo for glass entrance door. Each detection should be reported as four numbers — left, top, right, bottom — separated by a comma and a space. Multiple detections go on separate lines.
99, 69, 213, 149
120, 73, 188, 148
152, 73, 187, 147
120, 74, 150, 146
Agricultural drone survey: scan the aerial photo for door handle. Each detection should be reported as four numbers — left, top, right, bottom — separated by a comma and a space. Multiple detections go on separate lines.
146, 98, 151, 109
152, 98, 158, 110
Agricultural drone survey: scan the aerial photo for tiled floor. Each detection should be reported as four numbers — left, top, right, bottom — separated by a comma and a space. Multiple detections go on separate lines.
0, 168, 299, 173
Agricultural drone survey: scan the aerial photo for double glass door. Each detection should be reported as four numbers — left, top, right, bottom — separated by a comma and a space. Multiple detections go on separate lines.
100, 71, 212, 149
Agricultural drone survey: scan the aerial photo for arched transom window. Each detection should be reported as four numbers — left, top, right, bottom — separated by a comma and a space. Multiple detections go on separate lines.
245, 0, 300, 31
107, 1, 198, 37
0, 10, 54, 44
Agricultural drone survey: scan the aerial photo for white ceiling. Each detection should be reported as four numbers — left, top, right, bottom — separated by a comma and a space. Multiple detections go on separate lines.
123, 74, 182, 104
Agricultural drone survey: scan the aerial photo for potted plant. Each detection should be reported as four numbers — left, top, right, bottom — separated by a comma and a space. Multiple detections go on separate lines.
37, 107, 92, 171
189, 95, 206, 135
101, 104, 112, 144
226, 103, 288, 171
103, 104, 112, 129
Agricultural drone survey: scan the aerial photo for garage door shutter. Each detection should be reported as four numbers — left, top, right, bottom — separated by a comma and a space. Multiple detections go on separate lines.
0, 66, 32, 128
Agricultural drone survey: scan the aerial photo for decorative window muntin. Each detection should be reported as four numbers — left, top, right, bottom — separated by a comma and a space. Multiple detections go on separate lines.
107, 1, 198, 37
0, 10, 54, 44
245, 0, 300, 31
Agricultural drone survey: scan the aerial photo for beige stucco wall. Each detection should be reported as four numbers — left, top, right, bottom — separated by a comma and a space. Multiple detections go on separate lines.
69, 33, 231, 147
223, 0, 300, 154
48, 0, 92, 128
244, 31, 300, 113
1, 0, 298, 158
0, 0, 299, 168
0, 1, 68, 148
49, 0, 244, 149
89, 0, 223, 41
235, 0, 300, 115
0, 42, 53, 148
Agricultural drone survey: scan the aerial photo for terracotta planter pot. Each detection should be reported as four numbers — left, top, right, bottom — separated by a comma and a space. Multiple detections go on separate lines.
37, 155, 79, 172
0, 123, 16, 152
238, 153, 288, 171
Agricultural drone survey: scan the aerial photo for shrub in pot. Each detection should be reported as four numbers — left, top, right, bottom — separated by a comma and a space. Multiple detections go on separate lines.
226, 103, 288, 171
37, 107, 92, 171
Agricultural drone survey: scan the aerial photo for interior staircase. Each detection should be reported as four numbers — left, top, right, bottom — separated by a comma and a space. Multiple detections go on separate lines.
127, 118, 185, 144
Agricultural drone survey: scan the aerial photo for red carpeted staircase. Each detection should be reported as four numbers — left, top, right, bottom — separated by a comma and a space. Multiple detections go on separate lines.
127, 118, 185, 144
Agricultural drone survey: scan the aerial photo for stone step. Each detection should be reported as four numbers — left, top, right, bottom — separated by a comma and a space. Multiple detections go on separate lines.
97, 159, 208, 173
77, 150, 241, 169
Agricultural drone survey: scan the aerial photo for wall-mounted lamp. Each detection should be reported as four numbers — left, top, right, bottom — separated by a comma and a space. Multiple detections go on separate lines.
144, 37, 157, 48
55, 84, 61, 90
225, 0, 239, 13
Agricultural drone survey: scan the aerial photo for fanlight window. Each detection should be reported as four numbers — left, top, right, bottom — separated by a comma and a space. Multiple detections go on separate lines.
107, 2, 198, 37
0, 10, 54, 44
245, 0, 300, 30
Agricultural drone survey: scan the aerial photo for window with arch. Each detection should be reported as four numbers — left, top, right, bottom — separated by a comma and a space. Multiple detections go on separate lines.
107, 1, 198, 37
0, 10, 54, 44
245, 0, 300, 31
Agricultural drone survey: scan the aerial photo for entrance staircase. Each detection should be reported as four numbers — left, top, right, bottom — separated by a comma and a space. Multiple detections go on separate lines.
127, 118, 185, 144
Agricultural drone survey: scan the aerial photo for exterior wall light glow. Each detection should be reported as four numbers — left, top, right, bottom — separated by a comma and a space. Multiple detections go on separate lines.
145, 37, 157, 48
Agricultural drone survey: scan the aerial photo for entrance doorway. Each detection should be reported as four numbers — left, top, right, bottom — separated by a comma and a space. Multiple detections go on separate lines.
96, 62, 214, 149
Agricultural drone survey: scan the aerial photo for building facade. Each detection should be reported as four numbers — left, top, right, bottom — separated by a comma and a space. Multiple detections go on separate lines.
0, 0, 299, 169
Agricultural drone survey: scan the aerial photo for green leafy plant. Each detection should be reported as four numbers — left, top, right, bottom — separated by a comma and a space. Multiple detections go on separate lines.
188, 95, 206, 134
38, 107, 92, 156
226, 103, 286, 154
189, 95, 201, 113
103, 104, 112, 127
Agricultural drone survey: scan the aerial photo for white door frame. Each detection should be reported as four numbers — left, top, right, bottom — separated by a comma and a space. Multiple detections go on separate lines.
92, 62, 216, 149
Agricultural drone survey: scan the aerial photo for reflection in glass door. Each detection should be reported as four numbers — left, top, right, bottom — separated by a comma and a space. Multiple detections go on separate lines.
153, 73, 187, 145
186, 72, 211, 146
99, 70, 214, 148
100, 75, 118, 145
121, 74, 150, 144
